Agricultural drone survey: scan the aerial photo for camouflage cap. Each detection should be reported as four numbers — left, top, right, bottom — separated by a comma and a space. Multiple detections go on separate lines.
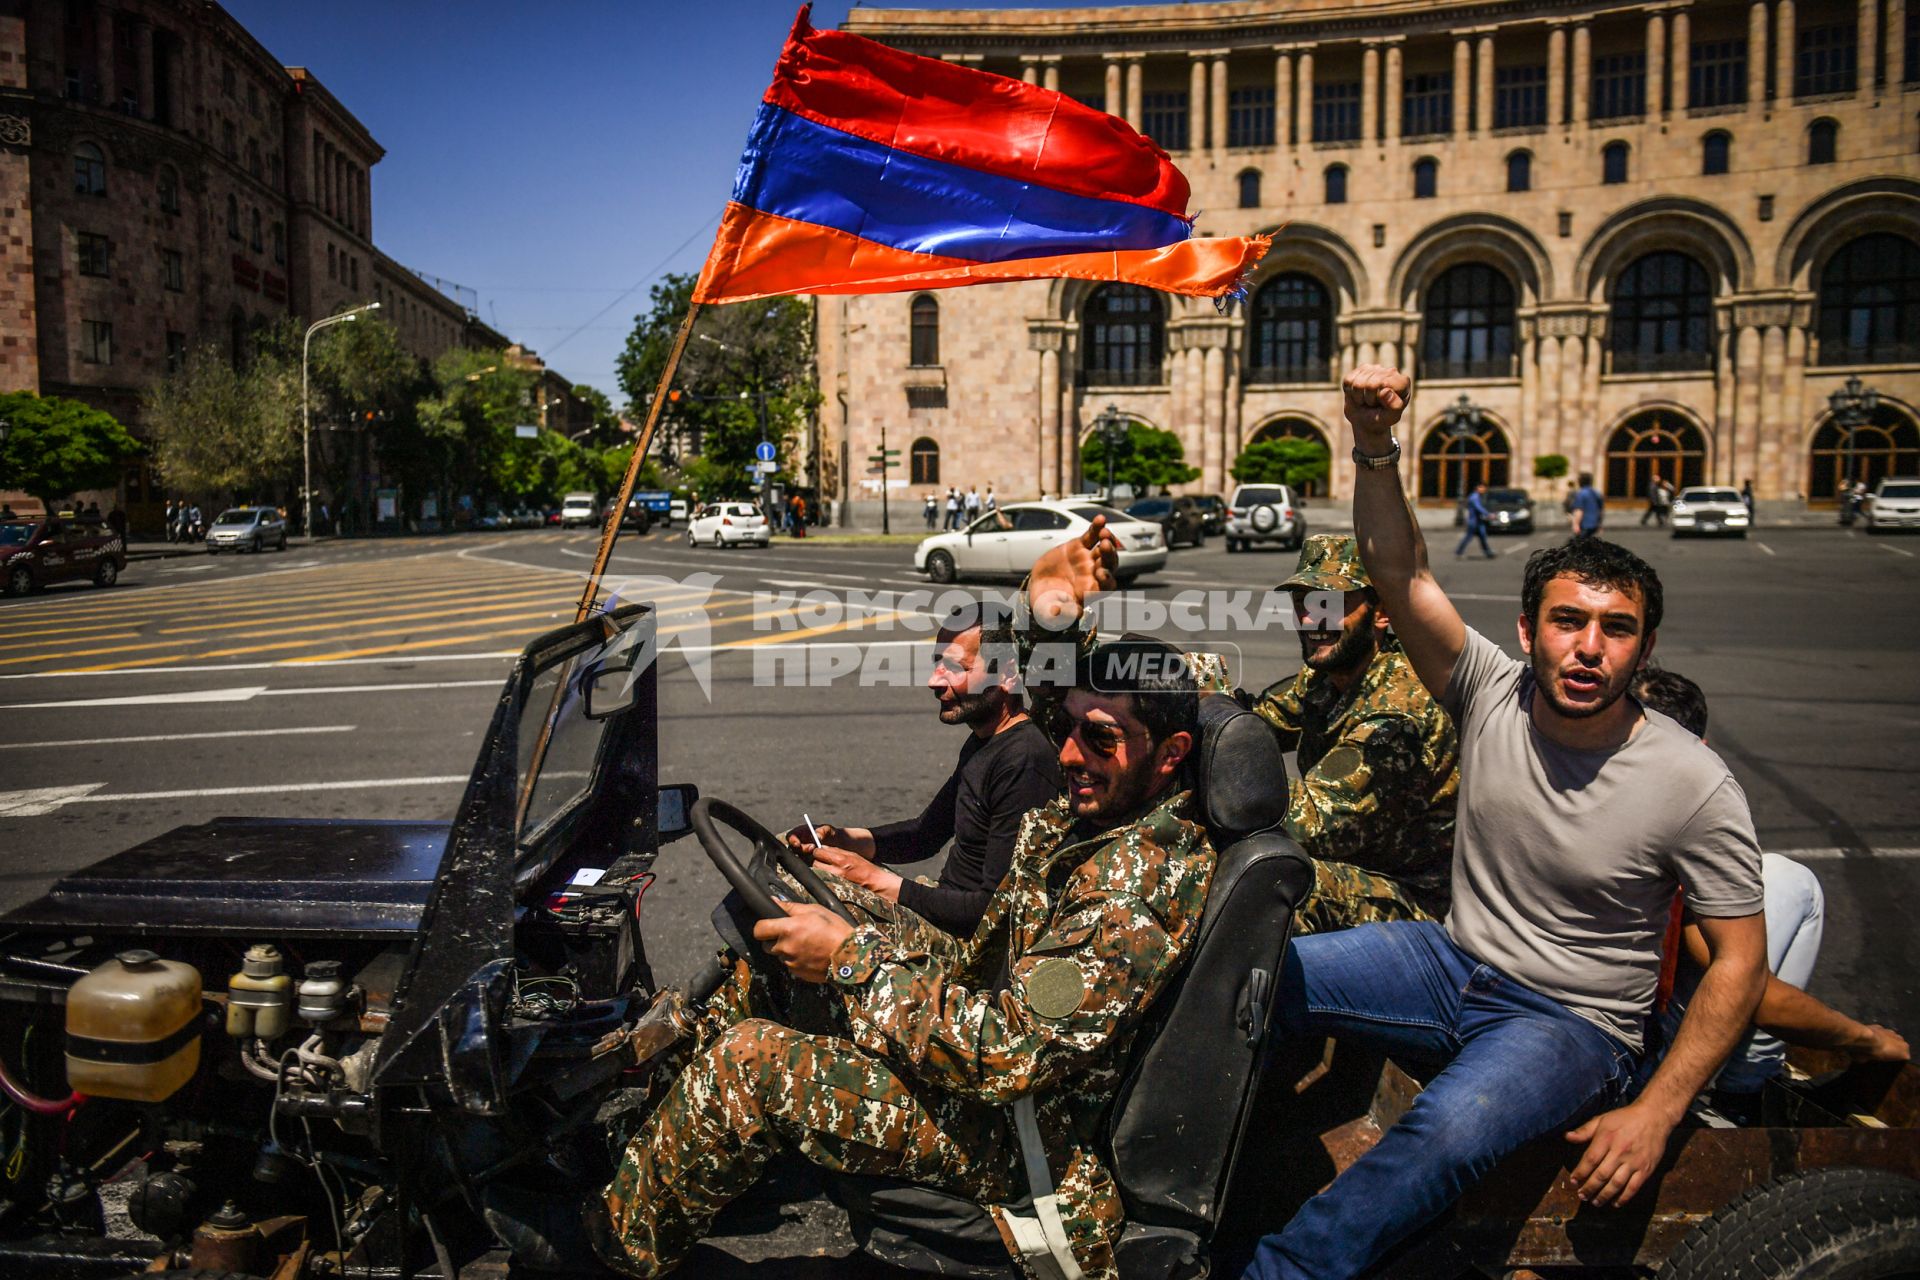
1280, 534, 1372, 593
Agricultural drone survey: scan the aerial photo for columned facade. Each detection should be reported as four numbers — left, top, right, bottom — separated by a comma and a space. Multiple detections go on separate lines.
820, 0, 1920, 515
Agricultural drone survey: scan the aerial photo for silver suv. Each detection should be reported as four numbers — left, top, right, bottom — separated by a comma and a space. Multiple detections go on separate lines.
1224, 484, 1306, 552
205, 506, 287, 554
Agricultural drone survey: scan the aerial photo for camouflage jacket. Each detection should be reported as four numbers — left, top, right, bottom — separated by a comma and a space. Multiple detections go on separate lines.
826, 787, 1216, 1278
1250, 639, 1459, 913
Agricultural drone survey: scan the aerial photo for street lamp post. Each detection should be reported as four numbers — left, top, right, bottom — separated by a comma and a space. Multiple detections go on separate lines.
1095, 403, 1128, 500
1440, 392, 1484, 507
1828, 374, 1880, 512
302, 301, 379, 539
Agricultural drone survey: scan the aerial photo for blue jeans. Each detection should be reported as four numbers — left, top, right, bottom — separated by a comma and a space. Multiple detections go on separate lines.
1244, 922, 1635, 1280
1454, 521, 1492, 556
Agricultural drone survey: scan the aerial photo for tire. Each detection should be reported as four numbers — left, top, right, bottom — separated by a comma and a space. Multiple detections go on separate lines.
277, 533, 287, 550
94, 559, 118, 588
925, 550, 957, 584
250, 535, 262, 554
1658, 1167, 1920, 1280
1225, 539, 1240, 554
686, 530, 696, 547
1116, 573, 1139, 588
713, 532, 725, 548
5, 565, 33, 596
1249, 504, 1280, 535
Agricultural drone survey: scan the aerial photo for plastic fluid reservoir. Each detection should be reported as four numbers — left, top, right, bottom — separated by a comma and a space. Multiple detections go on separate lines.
65, 950, 203, 1103
226, 944, 292, 1040
296, 960, 347, 1024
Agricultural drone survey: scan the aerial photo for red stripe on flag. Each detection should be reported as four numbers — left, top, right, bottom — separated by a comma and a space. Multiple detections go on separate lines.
765, 7, 1189, 220
693, 203, 1267, 304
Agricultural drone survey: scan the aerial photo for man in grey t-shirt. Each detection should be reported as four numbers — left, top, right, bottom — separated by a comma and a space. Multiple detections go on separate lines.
1243, 368, 1766, 1280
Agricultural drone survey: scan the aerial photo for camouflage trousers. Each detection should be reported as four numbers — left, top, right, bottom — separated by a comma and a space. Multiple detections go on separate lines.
1292, 858, 1440, 936
598, 889, 1020, 1277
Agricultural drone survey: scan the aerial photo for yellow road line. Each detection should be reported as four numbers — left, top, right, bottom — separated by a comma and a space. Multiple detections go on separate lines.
723, 608, 921, 647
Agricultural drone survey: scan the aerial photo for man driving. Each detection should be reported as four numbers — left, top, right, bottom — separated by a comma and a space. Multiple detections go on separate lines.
785, 604, 1062, 935
1243, 366, 1766, 1280
590, 537, 1215, 1279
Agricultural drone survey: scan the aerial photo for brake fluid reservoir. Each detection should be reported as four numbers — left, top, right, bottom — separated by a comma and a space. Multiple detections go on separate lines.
65, 950, 203, 1103
296, 961, 346, 1024
225, 945, 292, 1040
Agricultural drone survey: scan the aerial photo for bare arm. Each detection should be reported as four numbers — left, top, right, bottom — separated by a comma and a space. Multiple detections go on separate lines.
1566, 911, 1766, 1206
1681, 923, 1910, 1062
1343, 366, 1467, 698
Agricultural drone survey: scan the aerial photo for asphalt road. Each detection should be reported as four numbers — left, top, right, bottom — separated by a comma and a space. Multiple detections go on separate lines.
2, 518, 1917, 1271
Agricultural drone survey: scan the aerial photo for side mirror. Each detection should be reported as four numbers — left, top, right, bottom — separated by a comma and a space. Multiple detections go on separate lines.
657, 783, 699, 843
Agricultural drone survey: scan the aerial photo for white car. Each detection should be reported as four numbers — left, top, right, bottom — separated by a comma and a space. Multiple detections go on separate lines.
914, 500, 1166, 585
1669, 486, 1750, 538
1223, 484, 1306, 552
669, 498, 689, 526
687, 501, 771, 548
559, 492, 600, 529
1863, 477, 1920, 531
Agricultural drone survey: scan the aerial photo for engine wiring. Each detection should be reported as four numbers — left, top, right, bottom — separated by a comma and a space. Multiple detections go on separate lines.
510, 972, 582, 1020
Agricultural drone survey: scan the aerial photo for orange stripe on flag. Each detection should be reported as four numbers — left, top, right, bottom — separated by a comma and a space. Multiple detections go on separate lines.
692, 202, 1268, 304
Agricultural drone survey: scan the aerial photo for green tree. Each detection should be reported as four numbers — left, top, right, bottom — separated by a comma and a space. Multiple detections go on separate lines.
595, 441, 662, 496
615, 273, 820, 473
413, 348, 539, 516
143, 346, 301, 500
1230, 436, 1332, 490
0, 391, 141, 506
1079, 422, 1200, 493
1533, 453, 1570, 481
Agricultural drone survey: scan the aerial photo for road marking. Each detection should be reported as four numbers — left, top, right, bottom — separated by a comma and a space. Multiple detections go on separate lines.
0, 775, 470, 817
0, 725, 355, 750
261, 679, 502, 696
1753, 541, 1777, 556
0, 651, 521, 680
0, 685, 269, 709
1502, 539, 1532, 556
156, 562, 215, 573
0, 784, 107, 817
1879, 543, 1916, 558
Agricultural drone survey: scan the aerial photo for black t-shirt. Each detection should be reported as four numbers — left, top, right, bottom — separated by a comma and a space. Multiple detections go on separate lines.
869, 718, 1063, 935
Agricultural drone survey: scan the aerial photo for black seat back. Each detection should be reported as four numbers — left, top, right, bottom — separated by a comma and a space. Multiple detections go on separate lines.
1106, 694, 1312, 1234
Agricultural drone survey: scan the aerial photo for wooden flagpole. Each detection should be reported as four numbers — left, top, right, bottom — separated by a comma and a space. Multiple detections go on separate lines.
571, 300, 705, 623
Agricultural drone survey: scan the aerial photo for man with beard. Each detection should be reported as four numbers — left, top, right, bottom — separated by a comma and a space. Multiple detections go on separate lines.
591, 620, 1214, 1280
1242, 366, 1766, 1280
787, 605, 1062, 935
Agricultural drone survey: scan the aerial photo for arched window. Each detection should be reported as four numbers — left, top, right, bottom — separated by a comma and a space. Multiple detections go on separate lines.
1249, 418, 1332, 496
909, 294, 939, 367
1609, 251, 1714, 373
1602, 141, 1630, 184
1817, 234, 1920, 365
249, 207, 262, 252
1809, 119, 1838, 165
1324, 164, 1348, 205
1506, 151, 1531, 193
225, 194, 240, 240
1412, 157, 1437, 199
910, 436, 940, 485
1421, 264, 1515, 379
1080, 284, 1165, 385
1237, 168, 1262, 209
1807, 410, 1920, 499
157, 165, 180, 214
1418, 420, 1512, 500
1604, 415, 1708, 498
271, 221, 285, 265
1702, 131, 1731, 175
1248, 273, 1334, 384
72, 143, 106, 195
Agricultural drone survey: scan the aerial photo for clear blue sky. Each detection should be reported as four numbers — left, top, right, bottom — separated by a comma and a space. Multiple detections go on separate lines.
225, 1, 1094, 405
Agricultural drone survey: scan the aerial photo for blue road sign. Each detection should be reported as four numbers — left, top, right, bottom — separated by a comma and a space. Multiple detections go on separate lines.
754, 441, 777, 463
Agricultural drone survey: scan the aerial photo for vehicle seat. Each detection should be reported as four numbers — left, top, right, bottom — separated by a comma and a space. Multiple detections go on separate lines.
830, 694, 1313, 1278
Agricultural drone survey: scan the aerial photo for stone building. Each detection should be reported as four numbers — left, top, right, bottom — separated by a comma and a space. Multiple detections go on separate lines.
817, 0, 1920, 516
0, 0, 476, 528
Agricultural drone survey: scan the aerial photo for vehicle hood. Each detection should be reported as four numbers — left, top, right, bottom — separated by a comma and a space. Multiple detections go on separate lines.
0, 818, 449, 939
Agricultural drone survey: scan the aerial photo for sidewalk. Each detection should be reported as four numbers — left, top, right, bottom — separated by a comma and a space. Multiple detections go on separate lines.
124, 534, 334, 562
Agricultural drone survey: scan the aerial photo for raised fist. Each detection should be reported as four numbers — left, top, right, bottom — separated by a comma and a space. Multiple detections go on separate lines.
1343, 365, 1411, 444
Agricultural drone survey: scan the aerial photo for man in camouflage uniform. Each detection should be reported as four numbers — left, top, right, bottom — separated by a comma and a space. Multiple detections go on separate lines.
1249, 534, 1459, 933
593, 618, 1214, 1279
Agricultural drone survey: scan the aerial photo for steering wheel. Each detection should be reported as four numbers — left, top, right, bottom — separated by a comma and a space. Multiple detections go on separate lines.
690, 797, 856, 926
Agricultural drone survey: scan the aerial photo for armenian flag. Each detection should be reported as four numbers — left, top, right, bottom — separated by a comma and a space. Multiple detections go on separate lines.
692, 6, 1267, 304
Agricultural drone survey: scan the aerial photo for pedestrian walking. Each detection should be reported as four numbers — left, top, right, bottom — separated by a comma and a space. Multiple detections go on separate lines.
943, 487, 961, 530
106, 505, 127, 542
1740, 478, 1755, 524
923, 492, 938, 530
984, 486, 997, 513
188, 503, 203, 542
1640, 477, 1672, 527
963, 486, 981, 523
1454, 483, 1495, 558
1569, 472, 1604, 541
163, 500, 177, 543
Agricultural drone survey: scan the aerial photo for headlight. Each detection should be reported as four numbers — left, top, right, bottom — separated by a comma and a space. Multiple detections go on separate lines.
1671, 503, 1689, 514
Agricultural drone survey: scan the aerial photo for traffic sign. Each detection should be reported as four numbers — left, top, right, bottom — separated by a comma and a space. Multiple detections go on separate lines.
754, 441, 777, 463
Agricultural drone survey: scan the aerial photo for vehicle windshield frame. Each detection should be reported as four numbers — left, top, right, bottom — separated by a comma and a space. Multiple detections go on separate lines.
1680, 489, 1741, 504
214, 509, 258, 525
1234, 486, 1289, 506
1879, 482, 1920, 499
1069, 504, 1136, 525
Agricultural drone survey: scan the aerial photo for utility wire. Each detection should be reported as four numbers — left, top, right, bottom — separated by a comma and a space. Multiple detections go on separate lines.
540, 212, 721, 358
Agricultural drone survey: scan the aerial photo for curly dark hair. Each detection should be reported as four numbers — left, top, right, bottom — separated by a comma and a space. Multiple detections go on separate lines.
1632, 666, 1708, 737
1520, 538, 1664, 634
1080, 633, 1200, 746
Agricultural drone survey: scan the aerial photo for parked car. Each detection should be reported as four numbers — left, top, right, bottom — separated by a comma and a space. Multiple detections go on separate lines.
1, 518, 127, 594
687, 501, 771, 548
1670, 486, 1750, 538
1224, 483, 1306, 552
560, 492, 601, 529
915, 500, 1166, 585
205, 506, 288, 554
1483, 487, 1535, 534
1863, 477, 1920, 531
1191, 493, 1227, 535
544, 508, 564, 527
628, 490, 673, 528
1125, 495, 1208, 548
621, 498, 654, 534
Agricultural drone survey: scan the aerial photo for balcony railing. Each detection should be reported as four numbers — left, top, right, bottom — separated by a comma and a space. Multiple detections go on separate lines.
1610, 349, 1714, 375
1422, 356, 1516, 380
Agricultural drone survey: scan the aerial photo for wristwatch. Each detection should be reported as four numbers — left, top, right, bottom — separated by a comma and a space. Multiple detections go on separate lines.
1352, 437, 1402, 470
